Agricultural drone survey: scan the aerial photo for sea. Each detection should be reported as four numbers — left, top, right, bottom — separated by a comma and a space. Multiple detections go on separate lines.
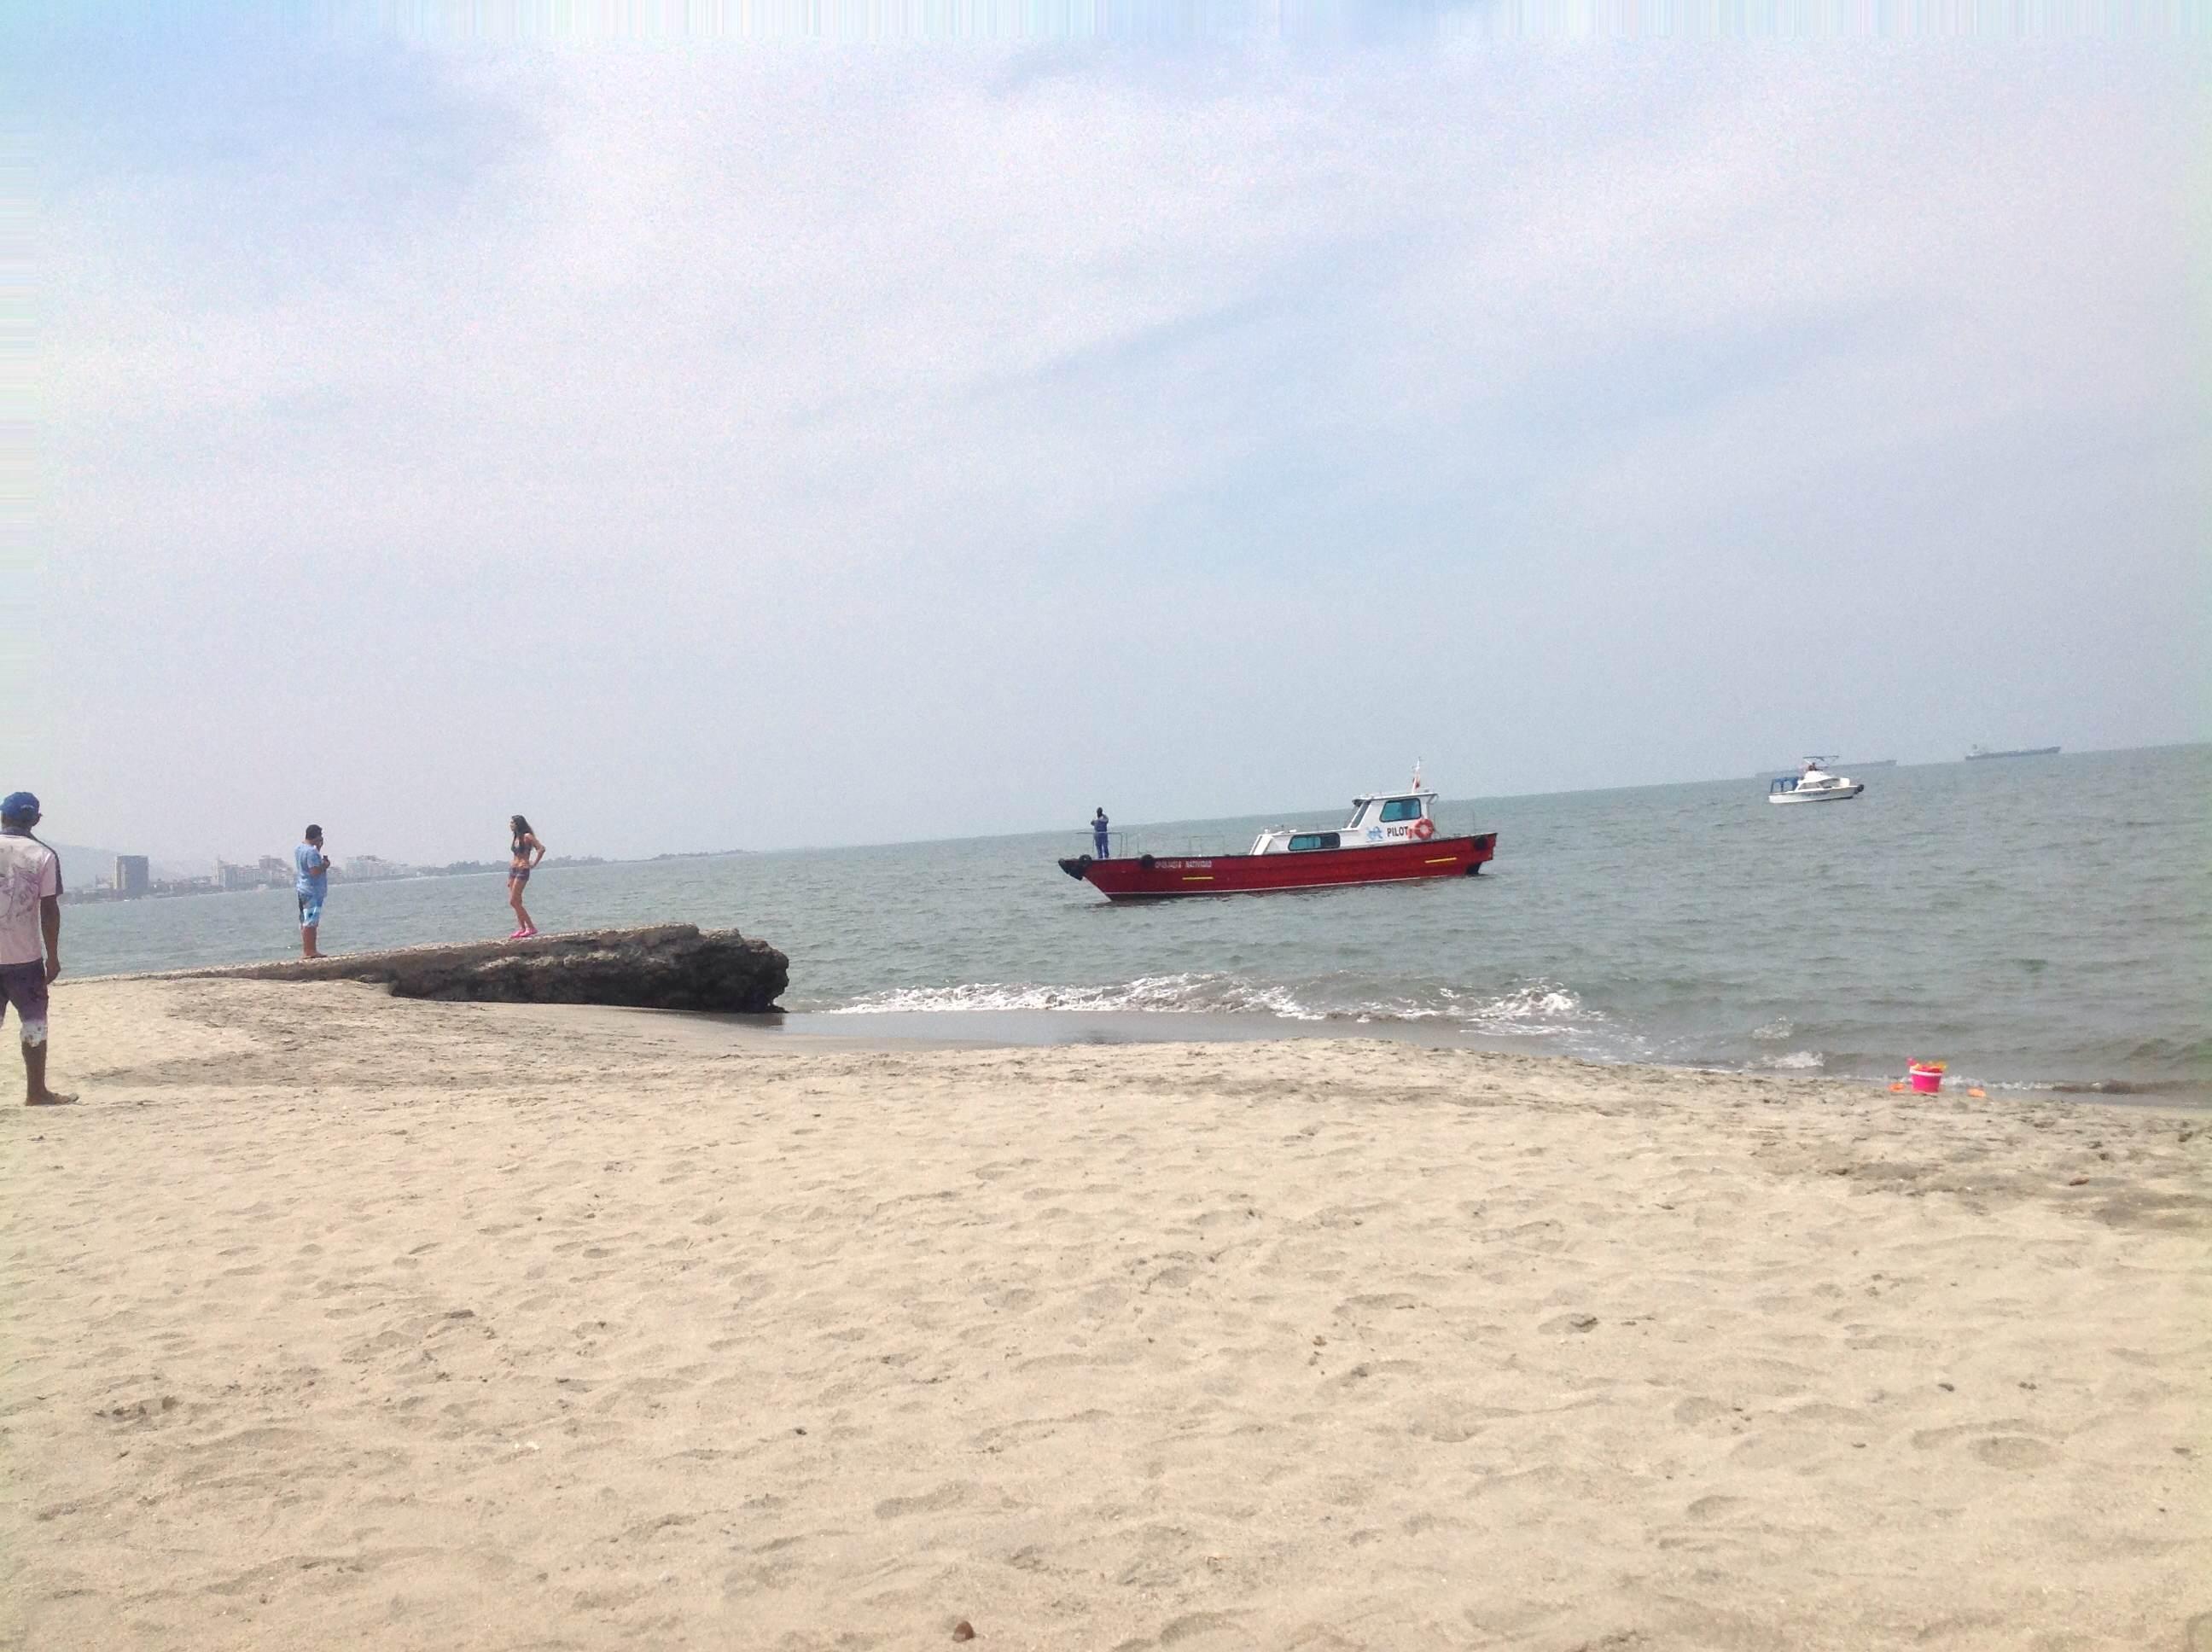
64, 744, 2211, 1102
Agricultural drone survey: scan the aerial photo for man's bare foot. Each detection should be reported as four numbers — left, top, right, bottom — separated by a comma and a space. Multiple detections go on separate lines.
26, 1091, 76, 1106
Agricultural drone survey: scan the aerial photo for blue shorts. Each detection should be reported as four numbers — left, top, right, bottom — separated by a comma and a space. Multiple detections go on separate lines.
297, 890, 325, 928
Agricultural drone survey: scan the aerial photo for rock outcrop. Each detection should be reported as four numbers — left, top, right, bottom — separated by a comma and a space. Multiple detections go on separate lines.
187, 924, 788, 1013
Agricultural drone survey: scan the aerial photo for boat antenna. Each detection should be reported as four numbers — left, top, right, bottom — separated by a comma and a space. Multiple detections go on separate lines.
1412, 759, 1423, 792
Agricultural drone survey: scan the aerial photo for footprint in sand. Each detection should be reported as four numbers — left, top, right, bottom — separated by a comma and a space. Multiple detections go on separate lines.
1337, 1292, 1420, 1314
872, 1481, 969, 1520
1157, 1610, 1241, 1645
1972, 1434, 2058, 1469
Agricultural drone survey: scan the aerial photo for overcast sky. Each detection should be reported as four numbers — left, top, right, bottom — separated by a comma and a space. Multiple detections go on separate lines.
11, 8, 2207, 864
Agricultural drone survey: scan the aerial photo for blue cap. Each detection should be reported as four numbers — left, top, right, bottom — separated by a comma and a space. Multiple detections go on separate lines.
0, 791, 38, 823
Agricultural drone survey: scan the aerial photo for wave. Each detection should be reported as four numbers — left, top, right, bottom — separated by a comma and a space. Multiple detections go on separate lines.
827, 974, 1329, 1021
821, 979, 2206, 1101
1418, 981, 1595, 1033
1755, 1050, 1826, 1071
2047, 1077, 2211, 1097
827, 972, 1600, 1037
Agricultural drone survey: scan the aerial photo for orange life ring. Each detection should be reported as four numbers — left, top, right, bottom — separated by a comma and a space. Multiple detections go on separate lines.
1411, 817, 1435, 841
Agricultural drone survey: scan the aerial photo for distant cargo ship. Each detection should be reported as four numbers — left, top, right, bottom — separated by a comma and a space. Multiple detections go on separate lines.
1965, 744, 2060, 761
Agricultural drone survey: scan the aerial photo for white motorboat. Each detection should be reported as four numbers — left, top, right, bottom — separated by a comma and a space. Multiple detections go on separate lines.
1767, 758, 1865, 805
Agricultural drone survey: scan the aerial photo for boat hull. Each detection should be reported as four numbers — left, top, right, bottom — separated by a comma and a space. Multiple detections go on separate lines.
1767, 784, 1864, 804
1060, 834, 1498, 899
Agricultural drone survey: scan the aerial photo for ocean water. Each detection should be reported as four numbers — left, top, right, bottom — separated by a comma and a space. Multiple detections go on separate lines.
63, 745, 2211, 1099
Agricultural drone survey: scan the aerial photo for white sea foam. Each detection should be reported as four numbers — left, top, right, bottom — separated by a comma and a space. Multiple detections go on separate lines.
1365, 980, 1593, 1036
828, 974, 1330, 1021
830, 974, 1592, 1034
1441, 981, 1588, 1029
1756, 1050, 1825, 1071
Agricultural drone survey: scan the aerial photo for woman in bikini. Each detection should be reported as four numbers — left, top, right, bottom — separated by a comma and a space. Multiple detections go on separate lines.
506, 814, 546, 939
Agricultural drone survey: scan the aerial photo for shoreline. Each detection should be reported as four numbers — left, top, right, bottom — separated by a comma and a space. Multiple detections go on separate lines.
72, 962, 2210, 1108
610, 1003, 2212, 1109
6, 976, 2209, 1649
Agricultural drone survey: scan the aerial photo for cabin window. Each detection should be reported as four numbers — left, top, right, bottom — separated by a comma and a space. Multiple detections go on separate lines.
1379, 798, 1424, 823
1287, 832, 1340, 852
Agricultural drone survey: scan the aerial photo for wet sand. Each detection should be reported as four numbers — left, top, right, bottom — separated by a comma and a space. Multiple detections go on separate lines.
4, 976, 2208, 1650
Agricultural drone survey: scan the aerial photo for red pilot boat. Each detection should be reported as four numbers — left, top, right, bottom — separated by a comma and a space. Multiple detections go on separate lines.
1058, 777, 1497, 901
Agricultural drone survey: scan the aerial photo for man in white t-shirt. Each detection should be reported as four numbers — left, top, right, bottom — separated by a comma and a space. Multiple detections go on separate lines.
0, 791, 72, 1106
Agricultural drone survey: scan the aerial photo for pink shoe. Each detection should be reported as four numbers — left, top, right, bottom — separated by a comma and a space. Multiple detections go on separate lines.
509, 928, 529, 939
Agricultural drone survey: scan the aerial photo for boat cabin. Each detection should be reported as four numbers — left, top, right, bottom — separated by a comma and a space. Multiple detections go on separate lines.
1248, 790, 1437, 855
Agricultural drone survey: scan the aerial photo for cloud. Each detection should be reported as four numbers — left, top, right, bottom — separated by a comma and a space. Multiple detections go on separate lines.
21, 30, 2206, 860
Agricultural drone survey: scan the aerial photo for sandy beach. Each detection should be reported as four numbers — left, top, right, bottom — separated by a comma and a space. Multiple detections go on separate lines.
3, 976, 2207, 1651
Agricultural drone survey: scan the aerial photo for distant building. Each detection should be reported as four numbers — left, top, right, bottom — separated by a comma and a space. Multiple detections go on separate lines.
114, 855, 150, 898
212, 858, 292, 892
347, 855, 409, 881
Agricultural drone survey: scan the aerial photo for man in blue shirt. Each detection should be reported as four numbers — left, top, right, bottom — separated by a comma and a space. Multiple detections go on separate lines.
1091, 807, 1110, 858
294, 824, 331, 958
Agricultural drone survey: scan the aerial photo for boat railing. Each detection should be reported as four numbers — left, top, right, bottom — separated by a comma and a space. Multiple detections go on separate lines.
1078, 830, 1174, 858
1073, 831, 1237, 860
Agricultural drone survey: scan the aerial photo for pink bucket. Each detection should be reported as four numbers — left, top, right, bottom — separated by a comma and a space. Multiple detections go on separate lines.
1908, 1062, 1945, 1094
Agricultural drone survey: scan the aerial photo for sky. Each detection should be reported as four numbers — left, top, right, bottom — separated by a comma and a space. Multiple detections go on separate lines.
9, 3, 2209, 864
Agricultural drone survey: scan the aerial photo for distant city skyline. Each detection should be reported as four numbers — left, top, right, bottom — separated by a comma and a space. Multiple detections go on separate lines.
15, 15, 2207, 864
